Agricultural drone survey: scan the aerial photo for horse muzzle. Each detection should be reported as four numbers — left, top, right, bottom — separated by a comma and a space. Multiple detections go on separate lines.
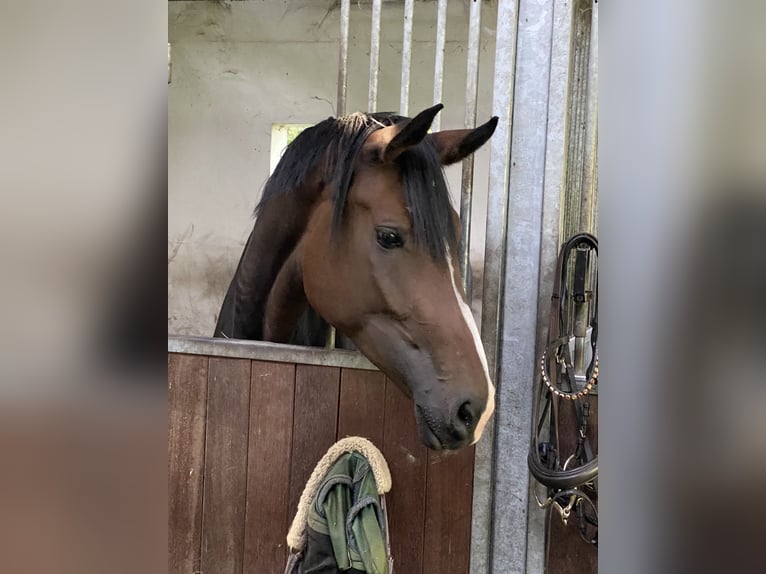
414, 398, 482, 450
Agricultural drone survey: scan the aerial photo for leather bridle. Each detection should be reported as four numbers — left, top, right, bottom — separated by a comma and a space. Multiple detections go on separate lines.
528, 232, 598, 547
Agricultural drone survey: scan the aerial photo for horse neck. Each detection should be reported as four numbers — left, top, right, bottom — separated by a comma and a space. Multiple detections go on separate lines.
217, 189, 316, 340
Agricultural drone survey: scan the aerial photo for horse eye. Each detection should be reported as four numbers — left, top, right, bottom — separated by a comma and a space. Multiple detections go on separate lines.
376, 228, 404, 249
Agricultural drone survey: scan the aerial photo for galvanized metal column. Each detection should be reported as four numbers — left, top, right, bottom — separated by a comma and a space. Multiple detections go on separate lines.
399, 0, 414, 115
336, 0, 350, 117
368, 0, 383, 112
472, 0, 520, 572
580, 0, 598, 234
431, 0, 448, 130
458, 0, 483, 292
491, 0, 556, 570
561, 0, 597, 239
471, 0, 561, 571
328, 0, 352, 349
526, 0, 579, 572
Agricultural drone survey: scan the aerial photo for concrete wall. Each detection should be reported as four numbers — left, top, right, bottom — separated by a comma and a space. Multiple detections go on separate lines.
168, 0, 498, 335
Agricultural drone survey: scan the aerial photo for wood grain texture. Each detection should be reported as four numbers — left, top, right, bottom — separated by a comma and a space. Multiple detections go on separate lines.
168, 354, 209, 574
287, 365, 341, 519
555, 395, 598, 468
546, 511, 597, 574
337, 369, 386, 446
547, 395, 598, 574
169, 350, 480, 573
200, 357, 251, 574
243, 361, 296, 574
423, 445, 475, 574
381, 379, 428, 574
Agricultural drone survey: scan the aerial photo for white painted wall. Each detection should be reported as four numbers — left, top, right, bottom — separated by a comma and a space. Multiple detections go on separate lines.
169, 0, 497, 335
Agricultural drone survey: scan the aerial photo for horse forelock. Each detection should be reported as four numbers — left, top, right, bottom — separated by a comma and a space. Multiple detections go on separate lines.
394, 136, 456, 261
257, 112, 456, 262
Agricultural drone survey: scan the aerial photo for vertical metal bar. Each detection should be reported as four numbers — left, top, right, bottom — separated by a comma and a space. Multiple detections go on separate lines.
431, 0, 448, 130
325, 323, 337, 349
329, 0, 351, 350
471, 1, 520, 573
489, 0, 556, 570
525, 0, 577, 570
459, 0, 483, 294
336, 0, 350, 117
580, 0, 598, 234
570, 3, 587, 234
400, 0, 415, 116
368, 0, 383, 112
561, 0, 593, 240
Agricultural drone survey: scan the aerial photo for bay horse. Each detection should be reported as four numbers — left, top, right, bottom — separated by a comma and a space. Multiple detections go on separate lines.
215, 104, 497, 450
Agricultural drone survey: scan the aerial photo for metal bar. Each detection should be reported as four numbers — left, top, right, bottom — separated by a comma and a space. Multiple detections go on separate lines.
336, 0, 350, 116
525, 0, 577, 568
168, 335, 378, 371
459, 0, 483, 294
570, 3, 587, 234
471, 1, 521, 573
431, 0, 448, 130
368, 0, 383, 112
328, 0, 351, 349
580, 0, 598, 234
561, 0, 591, 240
325, 324, 337, 349
400, 0, 415, 115
488, 0, 556, 570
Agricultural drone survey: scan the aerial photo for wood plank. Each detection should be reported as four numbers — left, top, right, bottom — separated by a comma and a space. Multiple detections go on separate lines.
381, 379, 428, 574
243, 361, 296, 574
547, 512, 597, 574
555, 395, 598, 469
168, 354, 209, 574
547, 395, 598, 574
423, 445, 475, 574
337, 369, 386, 445
200, 357, 251, 574
287, 365, 341, 519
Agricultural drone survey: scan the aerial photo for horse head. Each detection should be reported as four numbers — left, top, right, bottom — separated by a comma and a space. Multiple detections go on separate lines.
219, 104, 498, 450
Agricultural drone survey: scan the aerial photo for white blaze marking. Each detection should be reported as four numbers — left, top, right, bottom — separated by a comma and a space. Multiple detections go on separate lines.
446, 253, 495, 442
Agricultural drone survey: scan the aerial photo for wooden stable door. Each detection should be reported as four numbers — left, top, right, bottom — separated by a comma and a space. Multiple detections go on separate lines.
168, 352, 474, 574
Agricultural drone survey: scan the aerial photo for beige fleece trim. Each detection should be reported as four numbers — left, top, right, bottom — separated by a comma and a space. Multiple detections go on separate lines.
286, 436, 391, 551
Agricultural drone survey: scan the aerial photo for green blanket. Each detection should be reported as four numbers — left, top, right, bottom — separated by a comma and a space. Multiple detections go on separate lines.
304, 452, 389, 573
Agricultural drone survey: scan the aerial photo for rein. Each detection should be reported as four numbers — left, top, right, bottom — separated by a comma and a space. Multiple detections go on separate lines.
528, 232, 598, 547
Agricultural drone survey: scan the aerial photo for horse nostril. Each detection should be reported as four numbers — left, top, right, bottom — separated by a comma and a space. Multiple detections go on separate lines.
457, 401, 475, 429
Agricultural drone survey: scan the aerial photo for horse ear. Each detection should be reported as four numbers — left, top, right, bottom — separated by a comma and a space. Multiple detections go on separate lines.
430, 116, 499, 165
365, 103, 444, 163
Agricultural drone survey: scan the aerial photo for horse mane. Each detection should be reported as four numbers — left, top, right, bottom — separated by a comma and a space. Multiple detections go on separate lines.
256, 112, 457, 260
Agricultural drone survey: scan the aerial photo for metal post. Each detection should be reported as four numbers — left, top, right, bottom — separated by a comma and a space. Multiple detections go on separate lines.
328, 0, 351, 349
471, 1, 520, 573
400, 0, 415, 116
459, 0, 483, 294
336, 0, 350, 117
368, 0, 383, 112
525, 0, 578, 571
580, 0, 599, 234
561, 0, 595, 240
488, 0, 556, 571
432, 0, 448, 130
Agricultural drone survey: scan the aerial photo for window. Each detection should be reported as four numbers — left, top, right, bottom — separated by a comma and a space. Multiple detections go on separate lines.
269, 123, 312, 173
